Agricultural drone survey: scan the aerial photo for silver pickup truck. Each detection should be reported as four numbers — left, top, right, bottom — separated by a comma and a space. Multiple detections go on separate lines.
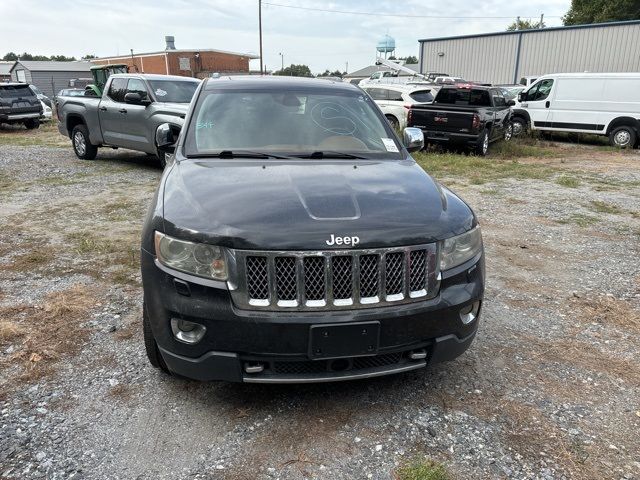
57, 73, 200, 167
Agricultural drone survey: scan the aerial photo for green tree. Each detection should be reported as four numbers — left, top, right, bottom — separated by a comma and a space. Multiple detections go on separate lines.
82, 54, 97, 60
2, 52, 18, 61
563, 0, 640, 25
506, 18, 545, 30
401, 55, 418, 64
274, 64, 312, 77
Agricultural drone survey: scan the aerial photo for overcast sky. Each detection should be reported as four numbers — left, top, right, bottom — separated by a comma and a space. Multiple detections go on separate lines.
0, 0, 571, 73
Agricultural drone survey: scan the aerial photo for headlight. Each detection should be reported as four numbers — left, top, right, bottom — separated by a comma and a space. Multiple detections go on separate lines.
154, 232, 227, 280
440, 226, 482, 270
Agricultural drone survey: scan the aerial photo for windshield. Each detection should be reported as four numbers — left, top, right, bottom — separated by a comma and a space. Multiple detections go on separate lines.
184, 88, 402, 158
149, 80, 199, 103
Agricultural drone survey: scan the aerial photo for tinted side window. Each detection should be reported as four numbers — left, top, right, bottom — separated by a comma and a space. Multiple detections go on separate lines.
409, 90, 434, 103
367, 88, 388, 101
126, 78, 149, 99
528, 79, 553, 101
108, 78, 128, 102
387, 89, 403, 101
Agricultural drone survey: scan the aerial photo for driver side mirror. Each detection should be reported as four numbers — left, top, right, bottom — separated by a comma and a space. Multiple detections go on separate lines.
403, 127, 424, 153
124, 92, 151, 105
507, 99, 516, 107
517, 92, 524, 102
156, 123, 180, 154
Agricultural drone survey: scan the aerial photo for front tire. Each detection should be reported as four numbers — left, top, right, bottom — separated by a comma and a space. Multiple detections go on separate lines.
511, 117, 527, 137
24, 119, 39, 129
71, 124, 98, 160
474, 129, 490, 156
609, 126, 636, 149
143, 301, 170, 374
503, 122, 513, 141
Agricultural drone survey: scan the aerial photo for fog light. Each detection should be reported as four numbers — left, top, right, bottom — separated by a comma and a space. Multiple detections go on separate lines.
459, 301, 480, 325
170, 318, 206, 344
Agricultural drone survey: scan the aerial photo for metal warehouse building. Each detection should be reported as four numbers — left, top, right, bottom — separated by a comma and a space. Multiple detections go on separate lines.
10, 61, 92, 98
419, 20, 640, 85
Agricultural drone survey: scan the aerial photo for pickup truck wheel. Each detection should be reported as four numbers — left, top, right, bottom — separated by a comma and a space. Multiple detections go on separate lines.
609, 126, 636, 149
24, 119, 40, 130
504, 123, 513, 141
511, 117, 527, 136
385, 115, 399, 130
474, 130, 490, 156
143, 302, 170, 374
71, 125, 98, 160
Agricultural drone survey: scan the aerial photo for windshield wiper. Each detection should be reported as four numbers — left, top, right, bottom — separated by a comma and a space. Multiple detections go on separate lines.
187, 150, 292, 159
295, 151, 366, 159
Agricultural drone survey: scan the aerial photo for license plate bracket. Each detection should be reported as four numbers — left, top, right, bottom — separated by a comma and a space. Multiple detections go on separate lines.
309, 321, 380, 359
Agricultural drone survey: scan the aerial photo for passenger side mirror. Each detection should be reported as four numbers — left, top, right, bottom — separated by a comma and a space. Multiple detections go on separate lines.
156, 123, 180, 154
517, 92, 524, 102
507, 99, 516, 107
402, 127, 424, 153
124, 92, 151, 105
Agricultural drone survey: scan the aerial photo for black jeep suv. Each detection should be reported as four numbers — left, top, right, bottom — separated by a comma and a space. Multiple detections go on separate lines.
141, 76, 485, 383
0, 83, 43, 129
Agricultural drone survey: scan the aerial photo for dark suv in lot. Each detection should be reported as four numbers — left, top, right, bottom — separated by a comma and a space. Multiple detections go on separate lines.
141, 76, 485, 383
0, 83, 43, 129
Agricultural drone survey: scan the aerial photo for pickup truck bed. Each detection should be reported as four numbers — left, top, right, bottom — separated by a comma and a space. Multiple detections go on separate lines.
408, 86, 514, 155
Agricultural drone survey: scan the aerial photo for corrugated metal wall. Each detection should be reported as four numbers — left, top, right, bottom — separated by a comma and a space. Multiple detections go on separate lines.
30, 72, 88, 98
420, 22, 640, 84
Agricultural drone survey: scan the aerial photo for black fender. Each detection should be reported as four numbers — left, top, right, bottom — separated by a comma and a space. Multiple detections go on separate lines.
65, 114, 86, 138
511, 108, 530, 124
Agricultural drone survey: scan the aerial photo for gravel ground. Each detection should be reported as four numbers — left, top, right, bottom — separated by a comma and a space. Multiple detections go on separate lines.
0, 142, 639, 480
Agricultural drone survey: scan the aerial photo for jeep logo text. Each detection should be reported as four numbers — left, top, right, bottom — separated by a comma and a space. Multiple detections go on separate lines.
326, 234, 360, 247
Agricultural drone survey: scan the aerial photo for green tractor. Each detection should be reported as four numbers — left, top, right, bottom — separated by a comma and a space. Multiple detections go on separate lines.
85, 64, 129, 97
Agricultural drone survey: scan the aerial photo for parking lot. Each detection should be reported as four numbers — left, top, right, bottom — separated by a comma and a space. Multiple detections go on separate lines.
1, 125, 639, 479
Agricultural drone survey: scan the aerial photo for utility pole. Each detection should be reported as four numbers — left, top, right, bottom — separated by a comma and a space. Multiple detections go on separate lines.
345, 61, 348, 74
259, 0, 264, 74
279, 52, 284, 72
516, 16, 520, 30
540, 13, 544, 28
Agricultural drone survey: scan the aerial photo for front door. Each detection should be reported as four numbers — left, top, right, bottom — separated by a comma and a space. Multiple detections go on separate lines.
490, 90, 509, 139
521, 79, 554, 130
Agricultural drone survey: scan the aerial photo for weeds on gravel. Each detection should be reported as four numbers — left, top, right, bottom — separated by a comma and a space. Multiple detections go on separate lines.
0, 285, 95, 386
556, 213, 600, 227
413, 151, 556, 184
7, 246, 56, 271
556, 176, 581, 188
589, 200, 623, 215
572, 294, 640, 332
0, 122, 68, 148
394, 458, 450, 480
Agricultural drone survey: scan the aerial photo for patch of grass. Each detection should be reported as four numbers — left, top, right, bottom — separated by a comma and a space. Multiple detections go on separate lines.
490, 139, 560, 159
589, 200, 623, 215
479, 188, 501, 196
395, 458, 450, 480
413, 151, 556, 184
0, 285, 95, 385
556, 176, 581, 188
556, 213, 600, 227
0, 122, 69, 148
8, 247, 56, 271
66, 231, 122, 255
0, 320, 25, 341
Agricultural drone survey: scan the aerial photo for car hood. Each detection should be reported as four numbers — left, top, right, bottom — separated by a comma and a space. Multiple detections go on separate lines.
162, 158, 476, 250
153, 102, 189, 118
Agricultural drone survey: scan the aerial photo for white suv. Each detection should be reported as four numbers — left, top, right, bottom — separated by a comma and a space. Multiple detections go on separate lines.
362, 84, 436, 129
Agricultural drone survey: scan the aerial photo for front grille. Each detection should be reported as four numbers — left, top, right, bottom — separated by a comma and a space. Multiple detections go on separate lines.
272, 352, 406, 375
232, 244, 438, 311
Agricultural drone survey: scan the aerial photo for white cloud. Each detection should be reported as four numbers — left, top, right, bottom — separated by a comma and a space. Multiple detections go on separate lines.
0, 0, 571, 73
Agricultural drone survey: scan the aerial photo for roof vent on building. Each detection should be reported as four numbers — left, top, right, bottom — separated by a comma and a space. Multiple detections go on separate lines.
165, 36, 176, 50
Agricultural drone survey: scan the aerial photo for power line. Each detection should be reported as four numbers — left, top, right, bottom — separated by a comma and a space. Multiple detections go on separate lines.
263, 2, 562, 19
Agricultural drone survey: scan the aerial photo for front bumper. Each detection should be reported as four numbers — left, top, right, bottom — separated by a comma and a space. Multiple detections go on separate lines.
142, 249, 485, 383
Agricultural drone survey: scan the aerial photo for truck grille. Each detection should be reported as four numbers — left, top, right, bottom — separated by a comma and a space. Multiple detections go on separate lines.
230, 244, 439, 311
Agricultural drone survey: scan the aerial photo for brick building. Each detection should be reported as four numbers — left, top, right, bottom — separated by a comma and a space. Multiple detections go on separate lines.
93, 36, 258, 78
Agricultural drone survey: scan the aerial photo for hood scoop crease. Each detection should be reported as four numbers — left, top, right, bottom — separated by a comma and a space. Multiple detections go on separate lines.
291, 172, 361, 221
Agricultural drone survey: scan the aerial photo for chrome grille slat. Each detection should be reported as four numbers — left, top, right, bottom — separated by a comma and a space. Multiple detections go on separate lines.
235, 244, 438, 311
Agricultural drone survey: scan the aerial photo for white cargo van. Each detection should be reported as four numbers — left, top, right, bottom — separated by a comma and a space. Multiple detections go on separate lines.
515, 73, 640, 147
